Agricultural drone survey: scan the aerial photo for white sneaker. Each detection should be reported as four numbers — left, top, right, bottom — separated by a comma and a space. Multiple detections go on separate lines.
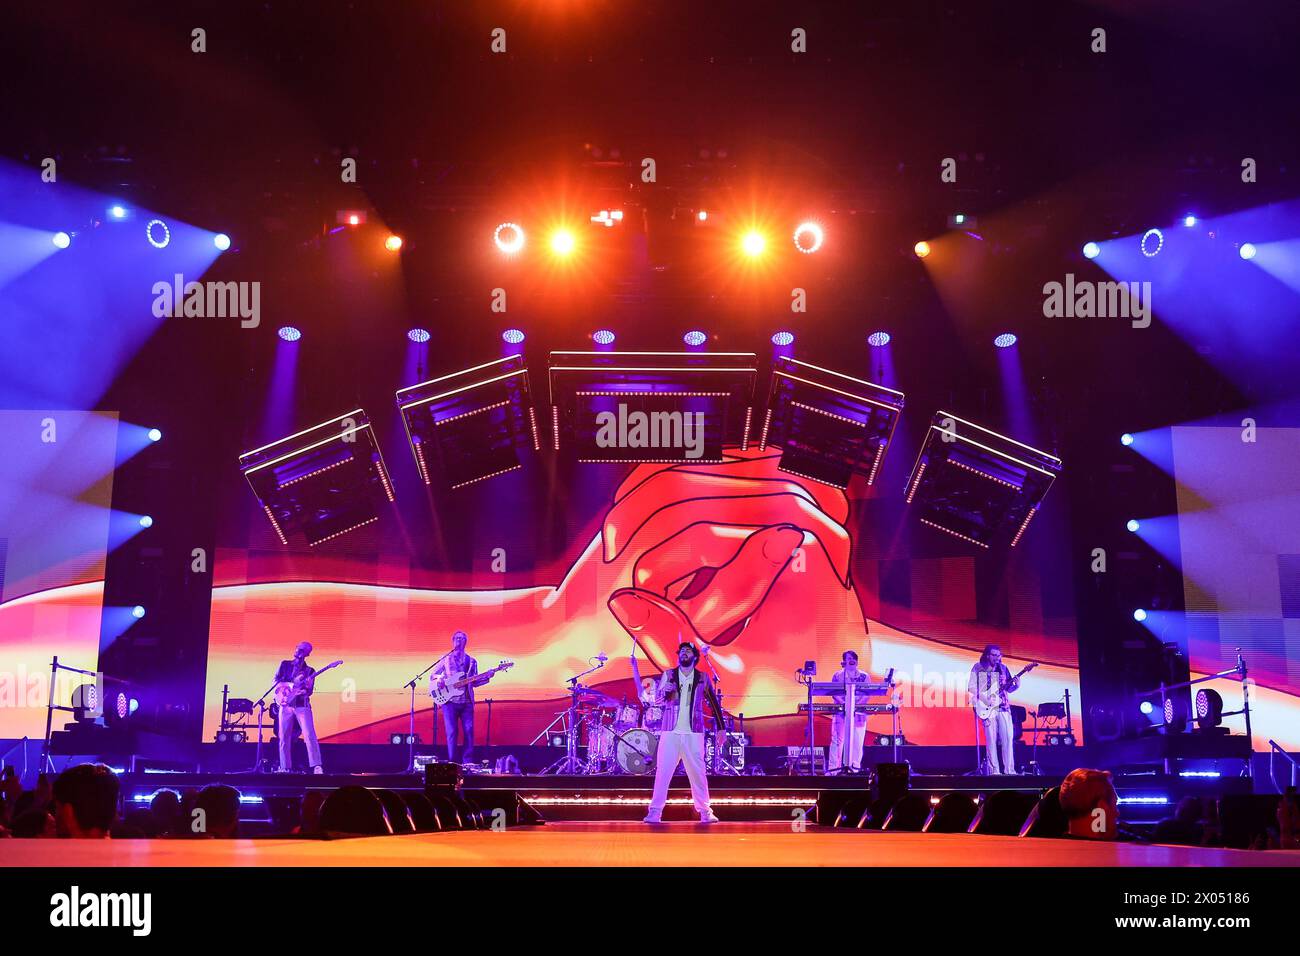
642, 811, 663, 824
699, 810, 720, 825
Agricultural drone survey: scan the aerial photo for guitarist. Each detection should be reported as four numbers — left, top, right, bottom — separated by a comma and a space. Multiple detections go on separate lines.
274, 642, 324, 774
430, 630, 486, 766
967, 645, 1021, 775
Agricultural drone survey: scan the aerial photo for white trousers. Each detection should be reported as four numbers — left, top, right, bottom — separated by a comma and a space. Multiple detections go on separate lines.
648, 731, 711, 815
278, 704, 322, 771
981, 710, 1015, 774
828, 715, 869, 771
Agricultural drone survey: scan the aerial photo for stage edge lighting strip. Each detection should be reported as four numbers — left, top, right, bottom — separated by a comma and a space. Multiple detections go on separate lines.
279, 458, 350, 488
413, 441, 430, 485
243, 422, 374, 475
774, 371, 899, 413
925, 425, 1058, 480
261, 505, 288, 544
434, 400, 511, 425
239, 409, 366, 461
948, 457, 1021, 490
521, 795, 817, 806
790, 401, 869, 428
580, 458, 726, 464
905, 462, 928, 503
449, 463, 523, 490
741, 405, 752, 450
920, 518, 990, 549
395, 356, 518, 395
936, 411, 1062, 464
312, 516, 378, 546
758, 408, 774, 450
866, 442, 886, 485
528, 406, 540, 450
399, 371, 527, 411
551, 406, 560, 450
786, 358, 906, 399
575, 391, 731, 398
1009, 505, 1039, 547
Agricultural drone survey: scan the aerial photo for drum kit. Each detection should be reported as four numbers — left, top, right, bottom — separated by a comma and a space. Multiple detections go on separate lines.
537, 683, 660, 775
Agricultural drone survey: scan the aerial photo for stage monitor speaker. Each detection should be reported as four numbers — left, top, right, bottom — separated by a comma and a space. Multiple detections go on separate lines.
874, 761, 911, 806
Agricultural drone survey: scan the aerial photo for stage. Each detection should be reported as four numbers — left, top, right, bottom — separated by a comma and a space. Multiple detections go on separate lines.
2, 821, 1294, 868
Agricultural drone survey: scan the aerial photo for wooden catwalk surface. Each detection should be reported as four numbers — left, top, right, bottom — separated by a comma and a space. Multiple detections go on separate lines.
3, 822, 1297, 867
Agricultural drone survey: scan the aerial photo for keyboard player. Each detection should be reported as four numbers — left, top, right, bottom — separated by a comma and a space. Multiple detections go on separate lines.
828, 650, 871, 772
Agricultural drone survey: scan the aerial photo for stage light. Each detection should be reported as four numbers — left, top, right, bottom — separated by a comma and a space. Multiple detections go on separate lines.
591, 210, 623, 227
1133, 608, 1147, 622
1140, 228, 1163, 258
913, 240, 931, 259
1121, 432, 1134, 446
139, 515, 153, 529
697, 210, 708, 222
145, 219, 170, 249
131, 605, 146, 619
953, 213, 966, 225
147, 428, 162, 442
868, 331, 891, 347
1139, 700, 1154, 716
683, 330, 707, 346
407, 328, 430, 343
277, 326, 302, 342
993, 332, 1017, 348
52, 231, 71, 249
348, 214, 361, 226
770, 331, 794, 346
741, 230, 766, 258
550, 228, 576, 256
592, 329, 615, 345
494, 222, 525, 255
1239, 242, 1257, 260
213, 233, 231, 251
1195, 688, 1224, 730
502, 328, 525, 345
1126, 519, 1140, 532
385, 234, 403, 252
1183, 215, 1197, 228
792, 221, 824, 254
109, 204, 128, 220
1082, 241, 1100, 259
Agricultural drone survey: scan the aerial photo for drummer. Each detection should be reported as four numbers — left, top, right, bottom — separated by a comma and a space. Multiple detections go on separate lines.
629, 650, 664, 728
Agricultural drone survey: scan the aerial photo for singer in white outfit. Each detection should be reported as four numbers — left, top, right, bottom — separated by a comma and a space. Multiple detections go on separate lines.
643, 642, 725, 824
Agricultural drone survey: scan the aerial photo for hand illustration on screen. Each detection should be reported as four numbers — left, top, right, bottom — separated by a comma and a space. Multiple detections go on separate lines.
602, 448, 868, 679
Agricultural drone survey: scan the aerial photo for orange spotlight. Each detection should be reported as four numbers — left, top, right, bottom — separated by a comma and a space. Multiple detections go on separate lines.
550, 228, 576, 257
914, 240, 931, 259
384, 234, 403, 252
741, 230, 767, 258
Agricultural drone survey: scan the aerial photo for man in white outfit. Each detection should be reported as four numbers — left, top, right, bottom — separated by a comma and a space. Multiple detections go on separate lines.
827, 650, 871, 772
643, 642, 723, 824
968, 645, 1019, 775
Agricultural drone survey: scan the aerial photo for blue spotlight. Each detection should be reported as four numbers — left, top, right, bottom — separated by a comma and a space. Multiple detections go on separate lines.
139, 515, 153, 529
277, 326, 301, 342
1139, 700, 1155, 716
1127, 519, 1140, 533
1082, 241, 1100, 260
145, 219, 170, 249
1140, 228, 1164, 258
131, 605, 146, 619
407, 328, 431, 344
52, 231, 71, 249
109, 204, 128, 220
683, 330, 707, 347
1239, 242, 1257, 261
502, 328, 525, 345
592, 329, 615, 345
1133, 608, 1148, 623
771, 331, 794, 346
147, 428, 162, 442
1183, 215, 1197, 228
213, 233, 232, 251
868, 331, 891, 347
1121, 432, 1134, 446
993, 332, 1017, 348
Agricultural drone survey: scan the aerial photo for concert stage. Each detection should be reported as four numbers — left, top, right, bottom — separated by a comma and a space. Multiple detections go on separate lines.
3, 822, 1295, 869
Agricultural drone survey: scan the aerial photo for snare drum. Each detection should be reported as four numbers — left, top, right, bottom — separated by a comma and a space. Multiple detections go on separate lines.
612, 704, 639, 733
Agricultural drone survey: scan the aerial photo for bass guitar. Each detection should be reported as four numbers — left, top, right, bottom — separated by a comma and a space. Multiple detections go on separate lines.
430, 659, 514, 706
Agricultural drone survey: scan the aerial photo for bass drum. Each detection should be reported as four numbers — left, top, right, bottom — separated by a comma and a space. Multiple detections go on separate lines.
616, 727, 659, 775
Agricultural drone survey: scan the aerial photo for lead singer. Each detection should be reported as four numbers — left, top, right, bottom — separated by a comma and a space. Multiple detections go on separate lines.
643, 642, 724, 825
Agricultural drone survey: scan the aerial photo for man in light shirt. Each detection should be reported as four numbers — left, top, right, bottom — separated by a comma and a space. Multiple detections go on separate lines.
643, 642, 725, 824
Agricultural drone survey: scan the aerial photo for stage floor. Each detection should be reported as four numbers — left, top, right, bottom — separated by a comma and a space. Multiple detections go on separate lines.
4, 822, 1296, 868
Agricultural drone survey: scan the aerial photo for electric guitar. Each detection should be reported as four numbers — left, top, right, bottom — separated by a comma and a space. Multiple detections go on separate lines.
274, 659, 343, 707
972, 661, 1038, 720
430, 659, 514, 706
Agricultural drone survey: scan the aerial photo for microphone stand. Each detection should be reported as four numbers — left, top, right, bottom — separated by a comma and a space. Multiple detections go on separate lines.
405, 652, 449, 774
251, 681, 277, 773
